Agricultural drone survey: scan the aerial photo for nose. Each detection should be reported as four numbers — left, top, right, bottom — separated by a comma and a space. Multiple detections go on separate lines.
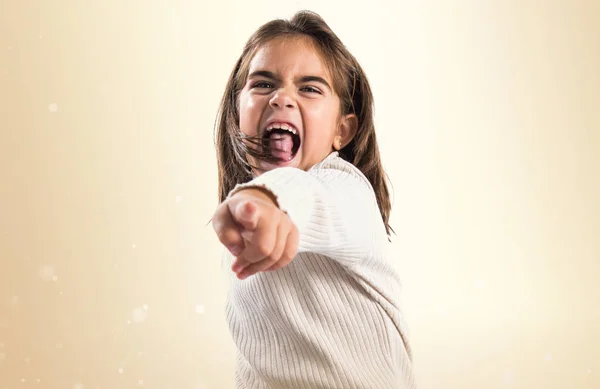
269, 88, 296, 109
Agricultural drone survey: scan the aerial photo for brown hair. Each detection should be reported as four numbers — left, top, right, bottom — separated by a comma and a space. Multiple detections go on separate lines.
214, 10, 394, 236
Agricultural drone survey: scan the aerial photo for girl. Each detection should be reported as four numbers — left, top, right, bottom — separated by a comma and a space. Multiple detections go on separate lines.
211, 10, 416, 389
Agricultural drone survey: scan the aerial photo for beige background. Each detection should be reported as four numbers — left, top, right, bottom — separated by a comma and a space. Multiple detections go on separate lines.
1, 0, 599, 388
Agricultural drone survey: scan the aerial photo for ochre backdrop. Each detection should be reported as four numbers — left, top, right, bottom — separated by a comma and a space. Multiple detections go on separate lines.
1, 1, 598, 388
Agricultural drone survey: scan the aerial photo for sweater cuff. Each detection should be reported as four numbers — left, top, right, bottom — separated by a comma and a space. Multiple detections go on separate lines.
226, 168, 312, 231
227, 183, 282, 210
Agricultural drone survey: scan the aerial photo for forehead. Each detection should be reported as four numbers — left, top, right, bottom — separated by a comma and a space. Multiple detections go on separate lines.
248, 36, 331, 79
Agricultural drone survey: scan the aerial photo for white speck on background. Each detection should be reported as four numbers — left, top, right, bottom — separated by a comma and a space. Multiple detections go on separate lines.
175, 195, 183, 202
39, 266, 55, 282
74, 383, 84, 389
48, 103, 58, 112
474, 279, 486, 289
142, 304, 148, 311
502, 369, 515, 386
118, 368, 124, 374
138, 379, 143, 385
131, 244, 136, 249
543, 352, 552, 361
195, 304, 205, 314
131, 307, 148, 323
10, 296, 19, 308
52, 275, 58, 282
436, 305, 449, 318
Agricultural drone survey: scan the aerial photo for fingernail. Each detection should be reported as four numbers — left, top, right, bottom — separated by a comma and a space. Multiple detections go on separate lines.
232, 263, 243, 273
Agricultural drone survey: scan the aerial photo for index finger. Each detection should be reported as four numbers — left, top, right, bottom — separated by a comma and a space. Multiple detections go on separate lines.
212, 203, 245, 256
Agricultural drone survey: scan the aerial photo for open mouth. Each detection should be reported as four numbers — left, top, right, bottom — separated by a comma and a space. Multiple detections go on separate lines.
262, 123, 301, 162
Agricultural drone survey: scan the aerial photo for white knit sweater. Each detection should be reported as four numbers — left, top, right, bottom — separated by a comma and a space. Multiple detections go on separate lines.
224, 152, 416, 389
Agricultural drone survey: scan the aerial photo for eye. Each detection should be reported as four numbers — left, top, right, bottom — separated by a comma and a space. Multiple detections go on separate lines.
300, 86, 322, 94
252, 81, 274, 89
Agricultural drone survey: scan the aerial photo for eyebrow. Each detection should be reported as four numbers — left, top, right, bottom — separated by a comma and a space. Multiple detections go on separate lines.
248, 70, 332, 91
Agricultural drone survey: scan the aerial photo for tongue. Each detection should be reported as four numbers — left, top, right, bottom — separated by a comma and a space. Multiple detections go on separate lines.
269, 132, 294, 161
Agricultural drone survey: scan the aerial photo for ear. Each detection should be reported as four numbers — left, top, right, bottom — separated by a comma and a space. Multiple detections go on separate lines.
333, 114, 358, 150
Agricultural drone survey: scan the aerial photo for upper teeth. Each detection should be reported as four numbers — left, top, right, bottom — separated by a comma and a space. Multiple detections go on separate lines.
266, 123, 297, 135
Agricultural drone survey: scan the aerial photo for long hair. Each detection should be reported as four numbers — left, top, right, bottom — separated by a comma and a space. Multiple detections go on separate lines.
214, 10, 394, 236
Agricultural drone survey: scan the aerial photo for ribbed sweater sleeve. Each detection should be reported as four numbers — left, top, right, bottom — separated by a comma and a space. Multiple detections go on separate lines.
229, 161, 384, 267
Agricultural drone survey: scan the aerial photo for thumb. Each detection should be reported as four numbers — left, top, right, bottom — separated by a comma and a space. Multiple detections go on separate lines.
234, 200, 259, 231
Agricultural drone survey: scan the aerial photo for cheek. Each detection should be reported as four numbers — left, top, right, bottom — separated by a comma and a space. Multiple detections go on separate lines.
304, 99, 339, 122
238, 94, 262, 136
303, 101, 340, 136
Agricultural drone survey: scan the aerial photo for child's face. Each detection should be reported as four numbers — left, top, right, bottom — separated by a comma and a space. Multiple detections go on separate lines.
238, 36, 352, 175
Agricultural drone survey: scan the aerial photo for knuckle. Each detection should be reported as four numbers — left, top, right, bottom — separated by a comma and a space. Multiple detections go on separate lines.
278, 254, 290, 265
265, 256, 278, 267
216, 229, 230, 243
266, 208, 279, 222
263, 261, 279, 272
256, 241, 272, 256
269, 261, 284, 271
284, 246, 297, 261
